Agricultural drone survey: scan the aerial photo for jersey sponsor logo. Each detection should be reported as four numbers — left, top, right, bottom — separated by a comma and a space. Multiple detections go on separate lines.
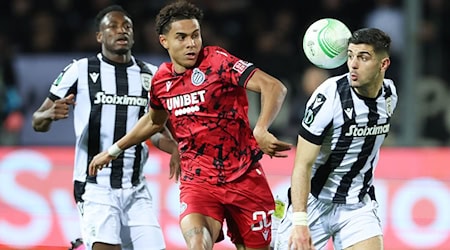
141, 73, 152, 91
166, 90, 206, 116
232, 60, 253, 74
344, 123, 390, 137
93, 91, 148, 107
89, 72, 99, 83
191, 68, 205, 86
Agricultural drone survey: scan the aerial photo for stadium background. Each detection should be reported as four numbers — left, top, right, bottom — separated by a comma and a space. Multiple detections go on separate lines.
0, 0, 449, 249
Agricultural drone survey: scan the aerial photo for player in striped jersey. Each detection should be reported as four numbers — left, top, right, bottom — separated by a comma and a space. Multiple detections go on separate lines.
32, 5, 178, 250
274, 28, 398, 250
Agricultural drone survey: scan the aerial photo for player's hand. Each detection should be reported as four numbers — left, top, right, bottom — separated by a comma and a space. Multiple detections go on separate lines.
169, 148, 181, 182
253, 127, 292, 158
49, 94, 75, 121
88, 151, 115, 176
288, 225, 315, 250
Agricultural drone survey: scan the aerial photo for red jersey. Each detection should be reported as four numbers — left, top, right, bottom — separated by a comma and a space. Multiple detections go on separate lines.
150, 46, 263, 184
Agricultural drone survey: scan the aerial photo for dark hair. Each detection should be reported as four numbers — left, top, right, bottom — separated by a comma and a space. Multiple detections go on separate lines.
348, 28, 391, 55
155, 0, 204, 35
95, 5, 131, 31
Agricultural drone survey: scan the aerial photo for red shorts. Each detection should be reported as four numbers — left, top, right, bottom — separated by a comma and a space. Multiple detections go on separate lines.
179, 162, 275, 248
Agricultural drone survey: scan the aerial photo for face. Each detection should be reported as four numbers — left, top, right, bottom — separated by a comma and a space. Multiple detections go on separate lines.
97, 11, 134, 56
347, 43, 390, 92
159, 19, 202, 73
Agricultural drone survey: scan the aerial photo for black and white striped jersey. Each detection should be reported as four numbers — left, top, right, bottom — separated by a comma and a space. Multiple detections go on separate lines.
48, 53, 157, 189
299, 73, 398, 204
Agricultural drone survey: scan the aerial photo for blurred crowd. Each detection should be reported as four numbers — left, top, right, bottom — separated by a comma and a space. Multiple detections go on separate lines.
0, 0, 449, 146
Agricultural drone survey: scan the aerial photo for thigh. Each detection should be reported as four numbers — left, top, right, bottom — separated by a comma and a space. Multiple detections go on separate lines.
334, 195, 383, 249
344, 235, 383, 250
225, 164, 275, 249
81, 198, 121, 247
123, 184, 161, 227
121, 184, 165, 249
307, 195, 333, 250
121, 225, 166, 250
179, 182, 225, 242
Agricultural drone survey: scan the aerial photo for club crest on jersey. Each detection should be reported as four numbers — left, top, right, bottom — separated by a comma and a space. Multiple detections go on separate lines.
141, 73, 152, 91
191, 68, 205, 86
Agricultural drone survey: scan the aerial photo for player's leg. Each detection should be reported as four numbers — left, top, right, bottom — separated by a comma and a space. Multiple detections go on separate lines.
179, 181, 225, 250
81, 183, 122, 250
180, 213, 223, 250
344, 235, 383, 250
224, 163, 275, 250
333, 194, 383, 250
121, 183, 165, 250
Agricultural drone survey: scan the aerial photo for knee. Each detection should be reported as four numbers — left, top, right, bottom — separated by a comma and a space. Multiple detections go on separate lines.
183, 226, 213, 250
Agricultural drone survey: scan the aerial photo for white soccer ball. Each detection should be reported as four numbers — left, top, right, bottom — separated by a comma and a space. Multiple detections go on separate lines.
302, 18, 351, 69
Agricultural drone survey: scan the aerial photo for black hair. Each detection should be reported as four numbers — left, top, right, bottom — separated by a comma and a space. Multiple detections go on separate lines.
95, 5, 131, 31
155, 0, 204, 35
348, 28, 391, 55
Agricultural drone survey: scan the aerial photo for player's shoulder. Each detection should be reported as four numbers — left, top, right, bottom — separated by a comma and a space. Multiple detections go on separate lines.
203, 45, 232, 58
132, 57, 158, 75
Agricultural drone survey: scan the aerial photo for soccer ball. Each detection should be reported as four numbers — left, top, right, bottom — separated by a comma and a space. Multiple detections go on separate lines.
302, 18, 351, 69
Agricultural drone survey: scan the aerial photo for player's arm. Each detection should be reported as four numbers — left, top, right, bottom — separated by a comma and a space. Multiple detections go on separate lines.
151, 126, 177, 154
88, 108, 168, 176
288, 135, 320, 249
245, 69, 292, 157
32, 94, 75, 132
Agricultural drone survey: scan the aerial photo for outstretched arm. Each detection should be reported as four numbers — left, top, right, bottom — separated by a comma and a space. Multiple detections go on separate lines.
88, 108, 168, 176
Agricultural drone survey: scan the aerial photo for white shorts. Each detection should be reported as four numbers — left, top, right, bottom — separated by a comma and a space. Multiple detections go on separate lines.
79, 181, 165, 250
274, 193, 382, 250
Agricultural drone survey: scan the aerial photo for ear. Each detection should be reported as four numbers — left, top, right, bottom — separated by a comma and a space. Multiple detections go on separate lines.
159, 34, 169, 49
381, 57, 390, 71
96, 31, 102, 44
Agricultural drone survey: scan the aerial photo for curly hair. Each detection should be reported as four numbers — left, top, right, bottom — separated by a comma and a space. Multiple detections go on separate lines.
155, 0, 204, 35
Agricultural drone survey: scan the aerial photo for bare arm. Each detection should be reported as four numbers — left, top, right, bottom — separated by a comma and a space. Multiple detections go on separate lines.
115, 108, 168, 151
32, 94, 75, 132
246, 69, 292, 156
88, 108, 169, 176
151, 126, 181, 182
288, 135, 321, 249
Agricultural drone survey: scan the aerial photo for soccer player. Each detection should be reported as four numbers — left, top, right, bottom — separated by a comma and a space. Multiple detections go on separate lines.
88, 0, 292, 249
32, 5, 178, 250
274, 28, 398, 250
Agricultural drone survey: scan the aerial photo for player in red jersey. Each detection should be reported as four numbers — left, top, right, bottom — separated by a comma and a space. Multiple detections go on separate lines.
88, 1, 292, 249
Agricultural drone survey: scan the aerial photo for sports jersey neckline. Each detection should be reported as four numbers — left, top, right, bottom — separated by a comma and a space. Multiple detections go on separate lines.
98, 53, 134, 68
